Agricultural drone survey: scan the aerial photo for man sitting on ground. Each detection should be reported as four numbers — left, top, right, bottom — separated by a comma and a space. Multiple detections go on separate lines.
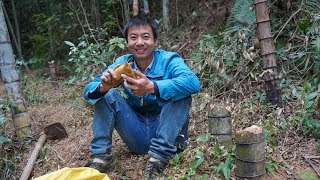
83, 14, 200, 179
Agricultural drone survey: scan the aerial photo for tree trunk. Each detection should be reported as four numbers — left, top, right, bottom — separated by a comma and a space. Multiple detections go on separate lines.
175, 0, 179, 26
254, 0, 283, 107
46, 0, 54, 56
162, 0, 170, 34
2, 2, 29, 72
10, 0, 20, 51
314, 83, 320, 109
133, 0, 139, 16
122, 0, 129, 24
143, 0, 150, 17
91, 0, 101, 29
0, 0, 32, 138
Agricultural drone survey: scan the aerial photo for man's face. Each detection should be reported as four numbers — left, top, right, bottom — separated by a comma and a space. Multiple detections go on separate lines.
126, 25, 157, 62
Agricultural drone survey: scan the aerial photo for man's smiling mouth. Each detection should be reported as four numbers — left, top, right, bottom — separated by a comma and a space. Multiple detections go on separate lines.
136, 49, 146, 53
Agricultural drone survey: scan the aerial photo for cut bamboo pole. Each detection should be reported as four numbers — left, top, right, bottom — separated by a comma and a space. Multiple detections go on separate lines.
254, 0, 283, 107
235, 125, 266, 179
208, 106, 232, 147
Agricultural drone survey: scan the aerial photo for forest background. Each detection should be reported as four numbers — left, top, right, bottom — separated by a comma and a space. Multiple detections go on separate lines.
0, 0, 320, 179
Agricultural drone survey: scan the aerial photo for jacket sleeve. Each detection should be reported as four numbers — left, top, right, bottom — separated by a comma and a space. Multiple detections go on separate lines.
156, 53, 200, 101
83, 71, 106, 105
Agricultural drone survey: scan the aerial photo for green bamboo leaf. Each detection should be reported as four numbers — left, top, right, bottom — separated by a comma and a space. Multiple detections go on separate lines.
194, 151, 203, 159
307, 92, 318, 100
118, 44, 125, 49
304, 83, 312, 91
170, 153, 182, 166
299, 171, 318, 180
304, 101, 313, 109
0, 135, 11, 144
189, 157, 204, 169
222, 155, 232, 179
313, 61, 320, 73
196, 133, 212, 142
64, 41, 75, 47
266, 161, 279, 176
189, 151, 204, 170
109, 45, 115, 52
0, 115, 6, 125
291, 88, 299, 98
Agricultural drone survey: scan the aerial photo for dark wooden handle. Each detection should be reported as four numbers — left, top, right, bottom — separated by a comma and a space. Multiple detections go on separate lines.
20, 133, 47, 180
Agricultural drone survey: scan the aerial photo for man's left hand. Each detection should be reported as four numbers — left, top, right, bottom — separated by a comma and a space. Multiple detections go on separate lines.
122, 70, 155, 96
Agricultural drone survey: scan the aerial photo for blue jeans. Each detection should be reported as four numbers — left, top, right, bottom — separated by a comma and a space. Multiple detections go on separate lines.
90, 88, 191, 163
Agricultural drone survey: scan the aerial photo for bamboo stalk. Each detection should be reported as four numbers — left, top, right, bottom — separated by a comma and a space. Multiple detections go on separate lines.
254, 0, 283, 107
235, 125, 266, 179
208, 105, 232, 147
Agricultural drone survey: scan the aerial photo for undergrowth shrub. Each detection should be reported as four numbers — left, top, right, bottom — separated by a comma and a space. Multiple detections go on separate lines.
274, 0, 320, 77
291, 77, 320, 138
190, 0, 260, 95
0, 99, 21, 180
20, 75, 46, 105
65, 31, 126, 84
0, 99, 11, 145
187, 0, 320, 178
169, 133, 234, 180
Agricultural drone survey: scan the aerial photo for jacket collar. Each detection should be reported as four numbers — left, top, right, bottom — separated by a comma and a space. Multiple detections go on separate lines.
127, 51, 164, 78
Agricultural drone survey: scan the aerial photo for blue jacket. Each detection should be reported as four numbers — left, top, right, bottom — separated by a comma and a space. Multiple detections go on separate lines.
84, 49, 200, 114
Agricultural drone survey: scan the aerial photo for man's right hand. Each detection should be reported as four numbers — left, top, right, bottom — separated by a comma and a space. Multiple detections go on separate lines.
99, 65, 123, 93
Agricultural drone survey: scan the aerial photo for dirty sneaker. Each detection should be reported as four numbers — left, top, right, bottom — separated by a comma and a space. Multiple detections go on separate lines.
86, 156, 115, 173
143, 157, 168, 180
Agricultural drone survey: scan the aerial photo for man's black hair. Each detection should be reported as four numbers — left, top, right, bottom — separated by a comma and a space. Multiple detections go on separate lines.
123, 14, 158, 42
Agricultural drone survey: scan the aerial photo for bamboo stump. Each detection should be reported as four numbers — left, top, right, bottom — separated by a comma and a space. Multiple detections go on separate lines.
208, 106, 232, 147
13, 110, 32, 137
48, 60, 59, 88
235, 125, 266, 179
48, 60, 57, 81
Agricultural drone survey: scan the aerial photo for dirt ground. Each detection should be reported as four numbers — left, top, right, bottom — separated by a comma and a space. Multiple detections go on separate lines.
1, 76, 317, 180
